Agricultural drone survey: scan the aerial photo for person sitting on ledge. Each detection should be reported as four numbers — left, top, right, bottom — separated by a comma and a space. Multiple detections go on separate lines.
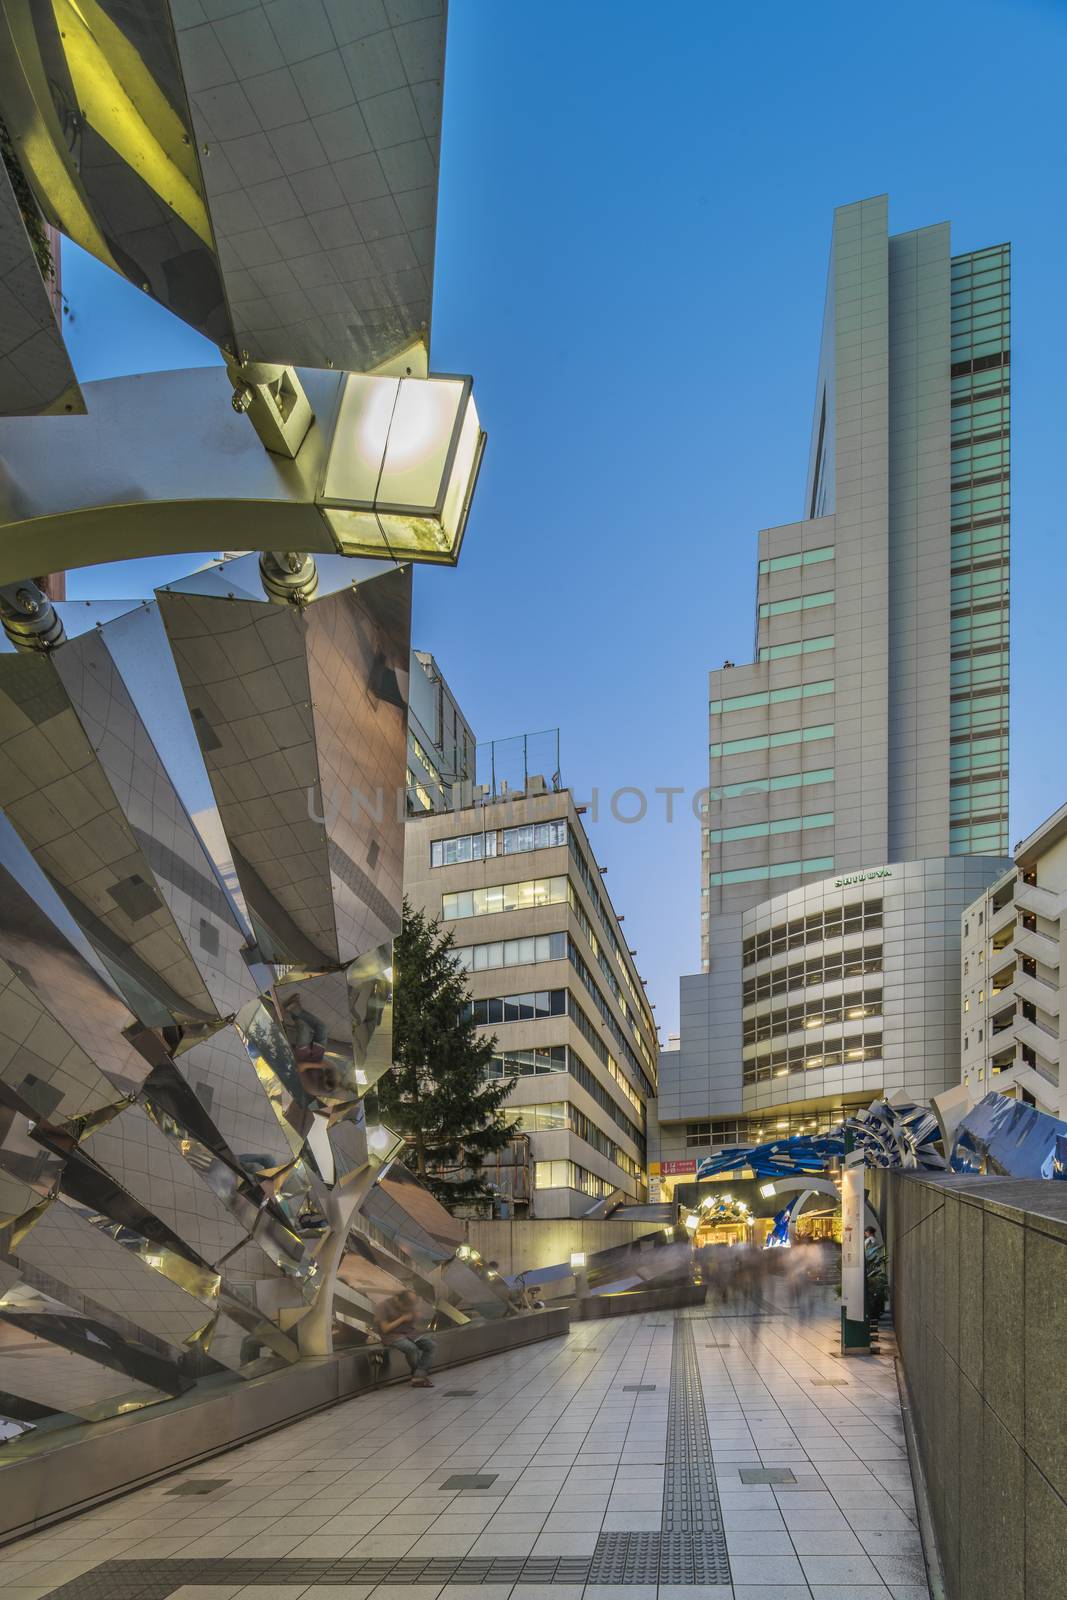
375, 1290, 436, 1387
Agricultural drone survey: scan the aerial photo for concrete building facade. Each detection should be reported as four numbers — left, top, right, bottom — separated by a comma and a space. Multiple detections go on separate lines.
404, 789, 658, 1217
960, 801, 1067, 1120
659, 195, 1012, 1164
406, 649, 476, 814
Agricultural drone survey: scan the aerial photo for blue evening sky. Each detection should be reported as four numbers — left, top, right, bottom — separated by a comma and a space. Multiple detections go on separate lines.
62, 0, 1067, 1038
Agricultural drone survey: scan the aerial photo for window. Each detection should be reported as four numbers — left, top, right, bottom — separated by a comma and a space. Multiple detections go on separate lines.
741, 1035, 882, 1085
465, 990, 566, 1024
759, 546, 834, 574
708, 811, 833, 844
501, 819, 567, 854
453, 931, 566, 972
441, 875, 569, 920
758, 636, 833, 662
709, 856, 833, 887
487, 1045, 567, 1076
710, 724, 833, 758
759, 590, 834, 618
431, 829, 496, 866
710, 680, 833, 715
534, 1159, 613, 1197
709, 768, 833, 801
742, 901, 883, 964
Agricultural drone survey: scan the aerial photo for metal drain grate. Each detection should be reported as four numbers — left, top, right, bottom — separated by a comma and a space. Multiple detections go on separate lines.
440, 1472, 498, 1489
621, 1383, 657, 1391
811, 1378, 850, 1386
740, 1467, 797, 1484
164, 1479, 229, 1496
589, 1316, 731, 1587
441, 1389, 479, 1396
37, 1555, 594, 1597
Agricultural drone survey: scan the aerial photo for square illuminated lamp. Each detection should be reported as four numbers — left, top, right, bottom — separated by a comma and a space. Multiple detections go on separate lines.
319, 372, 486, 563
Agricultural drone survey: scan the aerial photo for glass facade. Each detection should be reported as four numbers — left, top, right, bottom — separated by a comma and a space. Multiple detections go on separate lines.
441, 874, 568, 919
708, 811, 833, 844
709, 855, 833, 887
948, 244, 1009, 855
709, 679, 833, 715
758, 545, 834, 574
758, 590, 834, 618
710, 723, 833, 758
757, 635, 833, 661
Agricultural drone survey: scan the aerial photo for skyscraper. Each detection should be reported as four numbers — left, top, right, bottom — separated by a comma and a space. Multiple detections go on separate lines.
655, 196, 1012, 1172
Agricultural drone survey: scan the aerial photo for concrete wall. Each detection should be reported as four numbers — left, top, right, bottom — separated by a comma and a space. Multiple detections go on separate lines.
872, 1170, 1067, 1600
464, 1216, 665, 1276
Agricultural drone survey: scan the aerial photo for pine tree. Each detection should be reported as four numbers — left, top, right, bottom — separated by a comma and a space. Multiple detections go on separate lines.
379, 899, 520, 1212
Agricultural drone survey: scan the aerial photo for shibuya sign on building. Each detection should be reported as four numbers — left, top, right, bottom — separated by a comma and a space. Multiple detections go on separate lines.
834, 867, 893, 889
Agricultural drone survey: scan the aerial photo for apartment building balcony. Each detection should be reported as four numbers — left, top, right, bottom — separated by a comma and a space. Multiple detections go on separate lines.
988, 895, 1018, 938
1013, 879, 1066, 921
1014, 925, 1060, 969
1013, 1014, 1060, 1069
1014, 969, 1060, 1019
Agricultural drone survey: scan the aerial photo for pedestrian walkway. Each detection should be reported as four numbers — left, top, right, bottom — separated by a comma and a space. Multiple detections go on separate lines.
2, 1295, 930, 1599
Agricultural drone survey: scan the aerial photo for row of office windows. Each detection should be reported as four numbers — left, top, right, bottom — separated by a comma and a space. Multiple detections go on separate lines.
949, 775, 1008, 819
568, 940, 656, 1101
508, 1101, 642, 1179
484, 1045, 645, 1153
453, 931, 566, 973
709, 855, 833, 888
757, 635, 833, 662
741, 1036, 882, 1085
685, 1103, 866, 1148
710, 723, 833, 759
708, 767, 833, 802
442, 874, 568, 920
568, 880, 654, 1063
742, 949, 882, 1005
565, 828, 652, 1036
742, 993, 883, 1048
743, 901, 884, 964
950, 648, 1008, 692
709, 679, 833, 716
464, 989, 567, 1024
568, 992, 645, 1116
708, 811, 832, 845
533, 1159, 615, 1198
759, 590, 834, 619
430, 818, 566, 867
758, 545, 833, 575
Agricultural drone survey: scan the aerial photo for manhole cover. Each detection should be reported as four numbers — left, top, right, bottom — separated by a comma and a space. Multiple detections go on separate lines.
440, 1473, 498, 1490
622, 1383, 657, 1392
165, 1479, 229, 1496
740, 1467, 796, 1484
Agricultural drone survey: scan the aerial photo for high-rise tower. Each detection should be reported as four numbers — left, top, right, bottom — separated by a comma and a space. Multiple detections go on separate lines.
656, 196, 1012, 1168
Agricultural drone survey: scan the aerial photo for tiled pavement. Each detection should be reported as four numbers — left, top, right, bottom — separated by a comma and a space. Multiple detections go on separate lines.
1, 1293, 930, 1599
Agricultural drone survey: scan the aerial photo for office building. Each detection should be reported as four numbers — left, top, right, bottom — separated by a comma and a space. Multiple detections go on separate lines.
404, 787, 658, 1216
657, 196, 1013, 1169
960, 800, 1067, 1120
406, 649, 476, 814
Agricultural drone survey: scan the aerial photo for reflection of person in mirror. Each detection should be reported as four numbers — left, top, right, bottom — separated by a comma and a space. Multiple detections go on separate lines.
375, 1290, 436, 1386
281, 991, 328, 1061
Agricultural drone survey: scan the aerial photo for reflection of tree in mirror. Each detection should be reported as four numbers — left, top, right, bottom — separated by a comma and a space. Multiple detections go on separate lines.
381, 899, 519, 1213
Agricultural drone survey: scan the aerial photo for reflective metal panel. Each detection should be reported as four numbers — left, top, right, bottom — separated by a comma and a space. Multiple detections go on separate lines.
10, 1194, 213, 1353
0, 0, 232, 348
174, 1023, 297, 1175
0, 650, 220, 1024
0, 852, 152, 1098
0, 159, 83, 417
170, 0, 445, 372
303, 572, 410, 962
0, 1309, 170, 1420
0, 954, 124, 1126
52, 629, 257, 1018
78, 1101, 248, 1267
156, 590, 338, 968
